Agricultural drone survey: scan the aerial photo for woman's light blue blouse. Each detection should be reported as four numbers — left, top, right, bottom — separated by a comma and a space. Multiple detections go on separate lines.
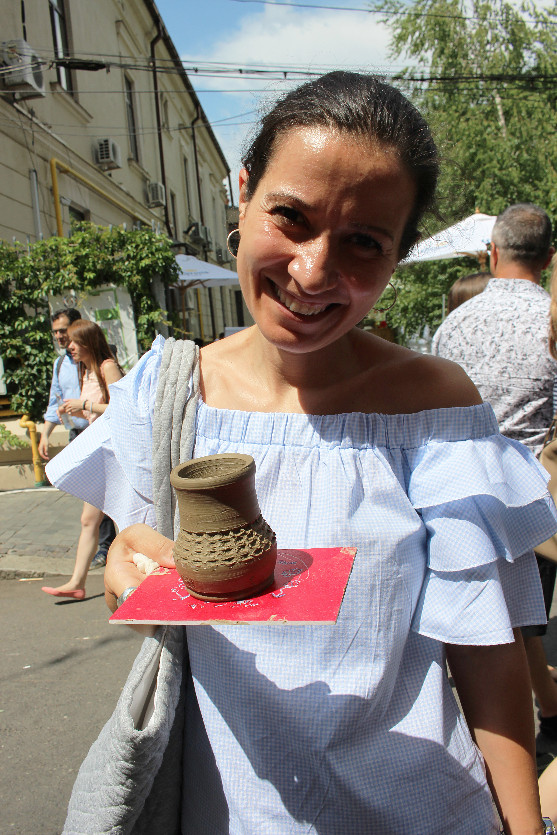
46, 336, 557, 834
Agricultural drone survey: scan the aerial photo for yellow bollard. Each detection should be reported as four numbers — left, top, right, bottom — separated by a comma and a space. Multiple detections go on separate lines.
19, 415, 48, 486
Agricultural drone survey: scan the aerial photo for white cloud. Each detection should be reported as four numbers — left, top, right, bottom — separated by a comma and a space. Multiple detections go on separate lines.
185, 4, 405, 193
212, 5, 395, 71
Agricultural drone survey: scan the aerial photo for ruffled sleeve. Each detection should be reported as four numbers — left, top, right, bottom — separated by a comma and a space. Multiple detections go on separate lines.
403, 404, 557, 645
45, 336, 165, 531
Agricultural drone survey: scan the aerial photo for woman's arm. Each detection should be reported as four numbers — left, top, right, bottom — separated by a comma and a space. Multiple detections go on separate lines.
61, 399, 86, 418
446, 632, 544, 835
63, 398, 106, 417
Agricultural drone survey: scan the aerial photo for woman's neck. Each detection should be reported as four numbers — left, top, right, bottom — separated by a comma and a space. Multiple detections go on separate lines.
201, 326, 375, 414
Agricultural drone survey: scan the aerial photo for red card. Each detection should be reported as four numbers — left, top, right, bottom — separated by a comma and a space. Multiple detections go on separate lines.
110, 547, 356, 625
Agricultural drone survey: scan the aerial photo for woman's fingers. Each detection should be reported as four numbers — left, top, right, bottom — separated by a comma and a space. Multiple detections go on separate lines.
104, 523, 174, 613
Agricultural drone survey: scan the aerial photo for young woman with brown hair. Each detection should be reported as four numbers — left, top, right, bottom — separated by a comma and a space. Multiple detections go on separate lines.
42, 321, 123, 599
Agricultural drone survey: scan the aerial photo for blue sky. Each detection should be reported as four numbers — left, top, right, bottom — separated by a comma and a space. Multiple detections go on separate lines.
154, 0, 398, 199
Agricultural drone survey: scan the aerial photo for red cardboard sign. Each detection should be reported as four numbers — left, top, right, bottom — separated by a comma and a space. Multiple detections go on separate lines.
110, 547, 356, 625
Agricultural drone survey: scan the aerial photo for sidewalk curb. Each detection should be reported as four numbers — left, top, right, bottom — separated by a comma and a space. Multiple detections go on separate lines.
0, 557, 105, 580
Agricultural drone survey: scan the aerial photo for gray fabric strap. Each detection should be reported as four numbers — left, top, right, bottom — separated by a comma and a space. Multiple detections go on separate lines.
152, 337, 200, 539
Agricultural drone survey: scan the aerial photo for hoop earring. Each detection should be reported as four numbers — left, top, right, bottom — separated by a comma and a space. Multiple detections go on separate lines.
226, 228, 240, 259
373, 282, 398, 313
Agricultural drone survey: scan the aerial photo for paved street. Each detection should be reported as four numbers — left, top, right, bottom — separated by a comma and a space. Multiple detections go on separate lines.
0, 487, 141, 834
2, 486, 557, 832
0, 488, 83, 579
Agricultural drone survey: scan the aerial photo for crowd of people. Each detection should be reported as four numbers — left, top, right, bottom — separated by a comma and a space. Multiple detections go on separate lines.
38, 71, 557, 834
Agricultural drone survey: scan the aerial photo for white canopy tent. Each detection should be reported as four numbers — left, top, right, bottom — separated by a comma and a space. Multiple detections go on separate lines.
173, 254, 240, 288
403, 213, 496, 265
172, 254, 241, 343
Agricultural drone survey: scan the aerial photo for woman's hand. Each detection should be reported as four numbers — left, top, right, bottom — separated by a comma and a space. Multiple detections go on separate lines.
63, 398, 84, 415
104, 523, 175, 615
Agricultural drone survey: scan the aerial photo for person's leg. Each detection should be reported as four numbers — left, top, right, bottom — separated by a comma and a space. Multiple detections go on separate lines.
525, 555, 557, 734
540, 756, 557, 819
525, 635, 557, 719
42, 502, 103, 597
91, 515, 116, 567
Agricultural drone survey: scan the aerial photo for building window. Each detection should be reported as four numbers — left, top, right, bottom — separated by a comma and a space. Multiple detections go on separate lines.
68, 205, 86, 225
124, 76, 139, 161
49, 0, 72, 92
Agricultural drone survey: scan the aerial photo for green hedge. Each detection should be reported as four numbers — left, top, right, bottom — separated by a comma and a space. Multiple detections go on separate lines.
0, 223, 178, 421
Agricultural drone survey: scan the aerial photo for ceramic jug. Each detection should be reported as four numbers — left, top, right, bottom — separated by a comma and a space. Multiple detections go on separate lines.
170, 453, 277, 601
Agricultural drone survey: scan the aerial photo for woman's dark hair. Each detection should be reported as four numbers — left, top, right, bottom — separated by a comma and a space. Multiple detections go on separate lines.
241, 71, 439, 259
67, 319, 119, 403
447, 272, 490, 314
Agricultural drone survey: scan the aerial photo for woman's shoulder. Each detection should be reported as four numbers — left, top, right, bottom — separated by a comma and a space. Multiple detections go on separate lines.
355, 335, 483, 415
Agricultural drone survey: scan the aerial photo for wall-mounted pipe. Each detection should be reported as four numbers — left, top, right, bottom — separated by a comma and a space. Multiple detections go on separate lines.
191, 105, 204, 227
29, 168, 42, 240
150, 27, 172, 237
50, 157, 152, 236
19, 415, 46, 486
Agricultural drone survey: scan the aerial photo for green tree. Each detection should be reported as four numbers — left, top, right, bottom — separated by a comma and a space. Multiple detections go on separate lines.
375, 0, 557, 339
0, 224, 178, 421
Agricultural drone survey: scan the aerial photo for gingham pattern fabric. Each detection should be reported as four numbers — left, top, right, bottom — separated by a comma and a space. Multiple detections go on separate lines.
47, 336, 557, 834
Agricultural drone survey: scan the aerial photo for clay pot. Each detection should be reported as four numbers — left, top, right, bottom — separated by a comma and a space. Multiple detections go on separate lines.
170, 453, 277, 601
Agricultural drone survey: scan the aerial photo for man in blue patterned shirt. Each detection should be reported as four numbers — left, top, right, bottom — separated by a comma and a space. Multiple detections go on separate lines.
433, 202, 557, 739
39, 308, 88, 459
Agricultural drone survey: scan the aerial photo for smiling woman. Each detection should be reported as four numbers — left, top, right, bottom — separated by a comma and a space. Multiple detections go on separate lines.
234, 128, 415, 360
45, 72, 557, 835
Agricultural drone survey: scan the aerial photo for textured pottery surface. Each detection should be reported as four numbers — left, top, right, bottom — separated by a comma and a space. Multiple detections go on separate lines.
170, 453, 277, 601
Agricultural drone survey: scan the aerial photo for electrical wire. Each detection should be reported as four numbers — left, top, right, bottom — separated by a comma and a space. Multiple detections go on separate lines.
229, 0, 557, 25
1, 55, 556, 89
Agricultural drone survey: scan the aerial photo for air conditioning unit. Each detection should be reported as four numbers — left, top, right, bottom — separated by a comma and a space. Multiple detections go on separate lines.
94, 138, 122, 171
186, 222, 204, 244
147, 181, 166, 208
1, 39, 45, 99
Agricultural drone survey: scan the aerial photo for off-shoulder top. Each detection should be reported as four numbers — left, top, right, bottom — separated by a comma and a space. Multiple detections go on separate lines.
46, 336, 557, 834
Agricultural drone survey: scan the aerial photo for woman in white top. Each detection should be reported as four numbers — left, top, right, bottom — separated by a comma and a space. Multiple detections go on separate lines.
42, 320, 122, 600
47, 73, 557, 834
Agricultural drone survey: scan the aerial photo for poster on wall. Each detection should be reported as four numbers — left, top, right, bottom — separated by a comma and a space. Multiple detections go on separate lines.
48, 285, 139, 370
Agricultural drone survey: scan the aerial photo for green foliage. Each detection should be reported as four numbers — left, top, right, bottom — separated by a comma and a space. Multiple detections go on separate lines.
375, 0, 557, 339
391, 259, 487, 339
0, 423, 29, 451
0, 223, 178, 421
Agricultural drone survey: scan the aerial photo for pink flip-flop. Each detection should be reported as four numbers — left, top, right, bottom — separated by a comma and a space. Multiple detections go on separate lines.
41, 587, 86, 600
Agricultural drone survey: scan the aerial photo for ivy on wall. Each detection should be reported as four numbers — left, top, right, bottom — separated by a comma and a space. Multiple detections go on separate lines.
0, 223, 178, 422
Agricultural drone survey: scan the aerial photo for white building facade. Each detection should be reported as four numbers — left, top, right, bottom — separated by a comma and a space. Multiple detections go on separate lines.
0, 0, 248, 341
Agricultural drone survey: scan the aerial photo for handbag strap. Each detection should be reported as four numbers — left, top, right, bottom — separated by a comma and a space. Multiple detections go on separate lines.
151, 338, 200, 540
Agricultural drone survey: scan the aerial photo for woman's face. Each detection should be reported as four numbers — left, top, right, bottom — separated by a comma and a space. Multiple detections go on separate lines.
237, 126, 416, 355
68, 339, 89, 364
